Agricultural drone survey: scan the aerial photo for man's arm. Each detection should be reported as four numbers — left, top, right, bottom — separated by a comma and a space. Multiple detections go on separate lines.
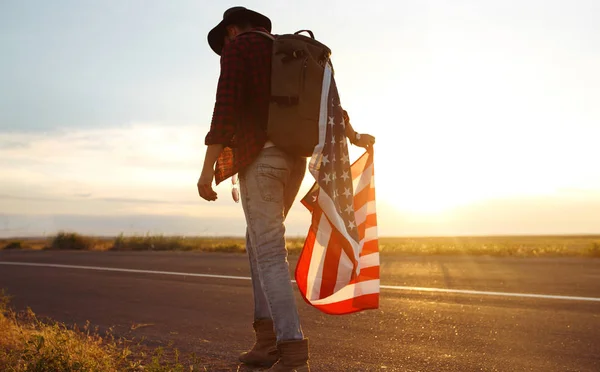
198, 41, 244, 201
344, 110, 357, 142
343, 110, 376, 149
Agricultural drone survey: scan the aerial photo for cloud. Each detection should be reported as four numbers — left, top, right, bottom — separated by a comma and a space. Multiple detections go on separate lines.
0, 123, 317, 228
0, 140, 29, 150
96, 197, 193, 205
0, 214, 253, 238
0, 194, 62, 202
0, 124, 206, 170
0, 123, 209, 204
0, 193, 197, 205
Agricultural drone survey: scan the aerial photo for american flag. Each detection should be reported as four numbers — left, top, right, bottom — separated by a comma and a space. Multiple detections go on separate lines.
295, 63, 380, 315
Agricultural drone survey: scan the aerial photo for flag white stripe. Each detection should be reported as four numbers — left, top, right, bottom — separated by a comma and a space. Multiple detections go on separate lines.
318, 188, 361, 253
333, 249, 354, 294
310, 279, 380, 306
353, 163, 374, 195
351, 158, 373, 181
306, 214, 332, 301
355, 201, 377, 227
364, 226, 378, 242
359, 252, 379, 270
366, 188, 376, 213
309, 63, 333, 179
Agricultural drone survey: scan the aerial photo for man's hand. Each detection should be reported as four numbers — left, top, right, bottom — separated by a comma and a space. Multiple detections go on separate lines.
197, 144, 224, 202
197, 169, 218, 201
342, 109, 376, 150
354, 133, 376, 150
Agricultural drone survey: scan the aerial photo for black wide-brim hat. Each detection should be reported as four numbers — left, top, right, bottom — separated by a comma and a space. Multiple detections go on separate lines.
208, 6, 272, 56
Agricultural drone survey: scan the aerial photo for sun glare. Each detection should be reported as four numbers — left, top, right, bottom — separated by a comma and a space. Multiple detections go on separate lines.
381, 183, 481, 216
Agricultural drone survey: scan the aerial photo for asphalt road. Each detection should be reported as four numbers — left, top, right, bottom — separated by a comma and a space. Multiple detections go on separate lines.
0, 250, 599, 372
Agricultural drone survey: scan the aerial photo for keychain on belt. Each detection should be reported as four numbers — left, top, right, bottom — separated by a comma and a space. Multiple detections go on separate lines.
231, 174, 240, 203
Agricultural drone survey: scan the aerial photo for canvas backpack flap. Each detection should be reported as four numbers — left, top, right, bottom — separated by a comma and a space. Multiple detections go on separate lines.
267, 33, 332, 157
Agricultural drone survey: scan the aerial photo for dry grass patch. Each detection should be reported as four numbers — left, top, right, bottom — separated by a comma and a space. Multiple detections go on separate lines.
0, 290, 205, 371
110, 234, 306, 254
0, 240, 46, 251
111, 234, 246, 253
2, 233, 600, 258
379, 235, 600, 257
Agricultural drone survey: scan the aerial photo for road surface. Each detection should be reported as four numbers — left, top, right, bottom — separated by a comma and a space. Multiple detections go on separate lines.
0, 250, 599, 371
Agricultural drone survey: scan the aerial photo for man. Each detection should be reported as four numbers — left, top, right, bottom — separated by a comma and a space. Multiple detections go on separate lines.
198, 7, 375, 371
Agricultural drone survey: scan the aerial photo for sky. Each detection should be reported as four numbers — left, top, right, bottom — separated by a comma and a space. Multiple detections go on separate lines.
1, 0, 599, 237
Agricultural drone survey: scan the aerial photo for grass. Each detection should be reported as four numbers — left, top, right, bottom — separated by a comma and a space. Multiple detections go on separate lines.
1, 232, 600, 257
378, 235, 600, 257
0, 289, 205, 371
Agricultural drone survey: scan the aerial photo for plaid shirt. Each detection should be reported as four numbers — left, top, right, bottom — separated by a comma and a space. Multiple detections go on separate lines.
205, 27, 272, 185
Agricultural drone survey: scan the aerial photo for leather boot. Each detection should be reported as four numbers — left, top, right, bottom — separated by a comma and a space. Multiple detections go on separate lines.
238, 318, 279, 367
267, 338, 310, 372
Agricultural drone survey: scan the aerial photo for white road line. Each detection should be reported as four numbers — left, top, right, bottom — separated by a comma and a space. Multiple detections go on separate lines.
379, 285, 600, 302
0, 261, 252, 282
1, 261, 600, 303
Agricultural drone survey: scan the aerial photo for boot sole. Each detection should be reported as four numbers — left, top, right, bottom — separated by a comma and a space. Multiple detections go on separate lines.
238, 356, 278, 367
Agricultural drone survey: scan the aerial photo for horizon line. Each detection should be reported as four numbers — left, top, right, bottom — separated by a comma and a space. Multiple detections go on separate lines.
2, 233, 600, 240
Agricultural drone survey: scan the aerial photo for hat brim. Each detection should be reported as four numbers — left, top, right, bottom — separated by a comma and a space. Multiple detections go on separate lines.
208, 9, 272, 56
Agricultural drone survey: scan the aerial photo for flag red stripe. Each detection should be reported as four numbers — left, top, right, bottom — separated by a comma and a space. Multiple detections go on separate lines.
351, 151, 373, 180
310, 293, 379, 315
358, 213, 378, 240
295, 212, 320, 296
360, 239, 379, 256
354, 185, 376, 210
318, 229, 343, 298
350, 266, 380, 284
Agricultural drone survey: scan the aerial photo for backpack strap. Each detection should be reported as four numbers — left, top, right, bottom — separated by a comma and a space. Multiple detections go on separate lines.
294, 30, 315, 39
244, 30, 276, 41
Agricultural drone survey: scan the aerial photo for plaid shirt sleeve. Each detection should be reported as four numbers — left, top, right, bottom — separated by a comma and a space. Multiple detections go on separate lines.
205, 40, 245, 147
204, 29, 272, 185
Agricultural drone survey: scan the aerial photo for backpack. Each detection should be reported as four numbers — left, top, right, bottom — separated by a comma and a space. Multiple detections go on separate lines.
250, 30, 333, 157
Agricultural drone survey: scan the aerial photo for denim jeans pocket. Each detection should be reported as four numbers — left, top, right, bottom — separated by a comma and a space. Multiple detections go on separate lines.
256, 162, 288, 203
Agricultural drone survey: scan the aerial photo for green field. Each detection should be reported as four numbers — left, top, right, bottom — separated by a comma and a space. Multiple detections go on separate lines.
1, 232, 599, 257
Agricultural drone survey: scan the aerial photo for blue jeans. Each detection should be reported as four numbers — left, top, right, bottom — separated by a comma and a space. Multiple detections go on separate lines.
239, 146, 307, 342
